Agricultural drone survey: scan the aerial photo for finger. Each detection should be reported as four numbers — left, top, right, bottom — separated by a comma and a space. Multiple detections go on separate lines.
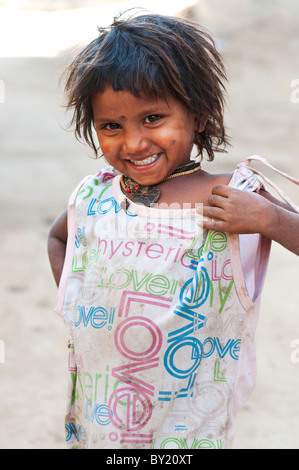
199, 217, 228, 232
207, 194, 228, 209
211, 185, 230, 197
202, 205, 225, 220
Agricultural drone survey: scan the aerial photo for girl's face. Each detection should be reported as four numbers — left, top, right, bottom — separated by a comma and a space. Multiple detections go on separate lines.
92, 87, 199, 185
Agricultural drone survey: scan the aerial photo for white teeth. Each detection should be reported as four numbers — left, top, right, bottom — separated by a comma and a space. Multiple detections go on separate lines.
130, 154, 159, 166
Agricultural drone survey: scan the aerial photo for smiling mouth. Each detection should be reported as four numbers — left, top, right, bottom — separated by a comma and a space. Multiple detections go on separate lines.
129, 154, 160, 166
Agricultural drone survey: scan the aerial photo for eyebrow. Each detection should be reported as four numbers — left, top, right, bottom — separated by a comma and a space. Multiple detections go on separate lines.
94, 115, 127, 123
94, 106, 168, 123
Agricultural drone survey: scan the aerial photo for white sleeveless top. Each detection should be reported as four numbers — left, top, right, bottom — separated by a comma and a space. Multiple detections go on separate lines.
55, 156, 298, 449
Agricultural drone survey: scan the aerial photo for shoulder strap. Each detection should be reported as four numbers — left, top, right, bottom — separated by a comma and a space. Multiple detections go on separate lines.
238, 155, 299, 213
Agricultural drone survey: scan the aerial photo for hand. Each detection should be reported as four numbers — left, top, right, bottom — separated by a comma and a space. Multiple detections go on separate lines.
200, 185, 271, 235
199, 184, 299, 255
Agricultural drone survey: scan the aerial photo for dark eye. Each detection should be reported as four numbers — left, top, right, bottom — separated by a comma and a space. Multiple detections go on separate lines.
145, 114, 162, 124
102, 122, 120, 130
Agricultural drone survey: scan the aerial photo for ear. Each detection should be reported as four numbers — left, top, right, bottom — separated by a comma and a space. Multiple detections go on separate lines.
195, 111, 209, 132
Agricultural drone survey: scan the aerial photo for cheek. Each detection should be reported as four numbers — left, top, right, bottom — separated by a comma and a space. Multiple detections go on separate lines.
170, 131, 194, 149
170, 119, 195, 143
155, 126, 191, 148
96, 136, 116, 157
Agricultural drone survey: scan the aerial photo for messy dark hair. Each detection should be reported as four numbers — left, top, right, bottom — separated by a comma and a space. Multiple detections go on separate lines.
64, 10, 229, 161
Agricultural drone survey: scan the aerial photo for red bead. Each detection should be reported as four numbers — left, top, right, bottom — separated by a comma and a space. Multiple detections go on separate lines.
126, 188, 131, 193
134, 185, 139, 190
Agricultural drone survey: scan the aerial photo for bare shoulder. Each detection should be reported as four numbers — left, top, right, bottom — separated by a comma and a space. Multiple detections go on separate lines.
158, 170, 232, 206
195, 171, 232, 205
202, 171, 232, 186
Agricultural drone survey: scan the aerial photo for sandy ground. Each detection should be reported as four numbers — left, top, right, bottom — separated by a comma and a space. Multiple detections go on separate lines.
0, 1, 298, 449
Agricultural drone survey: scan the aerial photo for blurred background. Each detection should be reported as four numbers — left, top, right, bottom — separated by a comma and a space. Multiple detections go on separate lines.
0, 0, 298, 449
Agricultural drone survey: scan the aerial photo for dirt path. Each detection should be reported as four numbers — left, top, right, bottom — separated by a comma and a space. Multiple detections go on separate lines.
0, 2, 298, 448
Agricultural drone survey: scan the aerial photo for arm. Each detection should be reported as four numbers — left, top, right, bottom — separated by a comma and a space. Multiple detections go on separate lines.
201, 185, 299, 256
47, 210, 68, 286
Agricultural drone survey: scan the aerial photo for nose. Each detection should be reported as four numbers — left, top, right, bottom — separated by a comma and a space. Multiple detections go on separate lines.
122, 128, 150, 157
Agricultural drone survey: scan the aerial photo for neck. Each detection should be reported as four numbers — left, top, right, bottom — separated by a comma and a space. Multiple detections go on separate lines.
120, 160, 201, 207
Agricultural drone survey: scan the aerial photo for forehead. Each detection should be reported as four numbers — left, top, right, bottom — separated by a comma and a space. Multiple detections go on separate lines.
92, 87, 178, 119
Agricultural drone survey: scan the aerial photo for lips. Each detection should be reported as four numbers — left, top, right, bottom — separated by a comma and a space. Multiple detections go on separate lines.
129, 154, 160, 166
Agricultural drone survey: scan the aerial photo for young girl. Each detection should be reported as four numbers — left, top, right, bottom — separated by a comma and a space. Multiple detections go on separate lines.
48, 12, 299, 450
